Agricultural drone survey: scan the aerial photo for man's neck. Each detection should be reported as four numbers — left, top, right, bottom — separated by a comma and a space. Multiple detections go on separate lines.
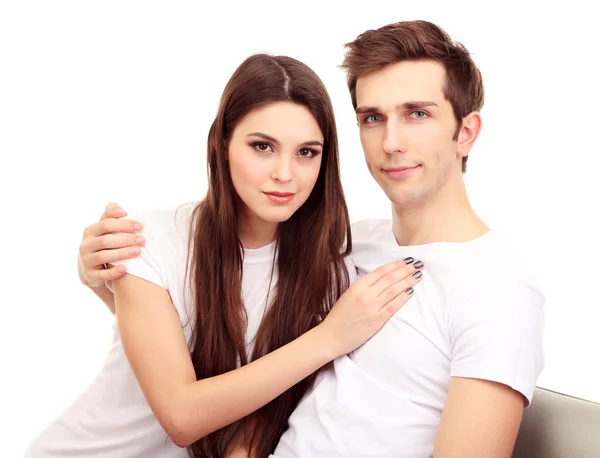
392, 176, 489, 246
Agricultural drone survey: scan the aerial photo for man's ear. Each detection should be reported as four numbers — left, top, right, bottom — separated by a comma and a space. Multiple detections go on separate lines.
456, 111, 482, 159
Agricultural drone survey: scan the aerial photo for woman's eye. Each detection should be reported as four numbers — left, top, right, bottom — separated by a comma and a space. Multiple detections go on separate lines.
297, 148, 316, 158
252, 142, 272, 152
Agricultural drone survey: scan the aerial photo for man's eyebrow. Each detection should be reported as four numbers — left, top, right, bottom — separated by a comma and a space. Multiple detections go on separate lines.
355, 101, 439, 114
355, 106, 379, 114
398, 101, 439, 110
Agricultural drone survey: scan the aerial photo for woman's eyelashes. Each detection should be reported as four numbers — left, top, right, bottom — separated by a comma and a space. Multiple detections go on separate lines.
297, 147, 321, 158
250, 142, 321, 158
251, 141, 273, 153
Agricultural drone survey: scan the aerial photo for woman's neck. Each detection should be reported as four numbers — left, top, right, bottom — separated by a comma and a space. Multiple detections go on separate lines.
238, 211, 278, 249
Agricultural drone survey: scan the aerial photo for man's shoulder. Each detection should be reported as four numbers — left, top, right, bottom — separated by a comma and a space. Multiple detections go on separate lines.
469, 232, 543, 290
448, 233, 545, 315
428, 231, 544, 311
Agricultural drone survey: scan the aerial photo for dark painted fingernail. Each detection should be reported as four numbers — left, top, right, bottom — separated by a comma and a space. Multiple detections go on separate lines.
406, 287, 414, 295
404, 257, 414, 264
412, 271, 422, 279
413, 261, 423, 269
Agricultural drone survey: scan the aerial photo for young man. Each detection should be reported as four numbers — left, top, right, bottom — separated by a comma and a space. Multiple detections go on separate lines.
270, 20, 544, 458
77, 20, 544, 457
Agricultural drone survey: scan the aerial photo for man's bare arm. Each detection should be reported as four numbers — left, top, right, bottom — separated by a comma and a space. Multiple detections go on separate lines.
433, 377, 525, 458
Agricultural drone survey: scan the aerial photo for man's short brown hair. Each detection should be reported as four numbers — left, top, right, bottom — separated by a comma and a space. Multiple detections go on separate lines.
341, 20, 484, 172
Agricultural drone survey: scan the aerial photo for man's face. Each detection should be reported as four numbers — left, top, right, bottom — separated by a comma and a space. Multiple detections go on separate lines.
356, 60, 467, 208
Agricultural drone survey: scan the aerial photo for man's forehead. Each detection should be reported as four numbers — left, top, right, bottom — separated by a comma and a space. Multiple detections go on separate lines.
355, 60, 447, 108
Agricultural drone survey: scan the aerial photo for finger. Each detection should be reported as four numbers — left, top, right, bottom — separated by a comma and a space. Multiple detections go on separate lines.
92, 264, 128, 284
377, 270, 423, 306
83, 218, 143, 238
101, 202, 119, 220
107, 204, 127, 219
378, 284, 417, 319
100, 202, 127, 220
371, 259, 424, 296
85, 246, 142, 268
358, 258, 414, 287
84, 233, 145, 253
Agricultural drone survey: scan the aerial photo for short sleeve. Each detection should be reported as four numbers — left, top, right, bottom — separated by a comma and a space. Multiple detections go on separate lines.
106, 210, 167, 291
449, 277, 545, 406
345, 255, 359, 285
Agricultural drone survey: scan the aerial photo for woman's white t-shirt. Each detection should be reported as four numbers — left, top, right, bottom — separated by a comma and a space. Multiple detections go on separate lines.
27, 202, 280, 457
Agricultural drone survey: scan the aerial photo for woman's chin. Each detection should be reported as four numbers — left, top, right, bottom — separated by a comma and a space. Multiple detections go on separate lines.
256, 206, 298, 224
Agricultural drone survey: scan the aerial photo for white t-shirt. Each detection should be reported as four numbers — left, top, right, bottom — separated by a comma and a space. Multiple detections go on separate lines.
26, 202, 278, 458
273, 219, 545, 458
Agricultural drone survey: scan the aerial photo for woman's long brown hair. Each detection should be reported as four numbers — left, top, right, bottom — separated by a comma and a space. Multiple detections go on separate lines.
186, 54, 351, 458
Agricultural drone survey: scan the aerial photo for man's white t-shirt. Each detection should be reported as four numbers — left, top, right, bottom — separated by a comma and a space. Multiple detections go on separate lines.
26, 202, 279, 457
273, 219, 545, 458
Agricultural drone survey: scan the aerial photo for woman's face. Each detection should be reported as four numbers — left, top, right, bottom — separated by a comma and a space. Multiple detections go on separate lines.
227, 101, 324, 234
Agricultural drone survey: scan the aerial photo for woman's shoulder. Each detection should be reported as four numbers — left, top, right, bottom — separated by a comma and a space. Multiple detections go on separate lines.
126, 201, 199, 241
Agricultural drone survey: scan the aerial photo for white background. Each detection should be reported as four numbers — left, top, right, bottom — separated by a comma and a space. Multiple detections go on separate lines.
1, 1, 599, 455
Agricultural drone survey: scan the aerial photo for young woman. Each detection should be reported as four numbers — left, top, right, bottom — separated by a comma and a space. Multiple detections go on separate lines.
28, 54, 424, 458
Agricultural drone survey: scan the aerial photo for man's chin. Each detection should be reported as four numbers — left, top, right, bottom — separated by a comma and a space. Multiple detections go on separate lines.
382, 187, 425, 209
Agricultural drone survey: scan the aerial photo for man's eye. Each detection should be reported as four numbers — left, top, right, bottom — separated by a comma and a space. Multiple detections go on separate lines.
365, 115, 382, 123
410, 111, 428, 119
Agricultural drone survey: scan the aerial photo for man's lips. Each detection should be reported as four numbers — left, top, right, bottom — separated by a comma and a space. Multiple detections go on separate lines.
382, 165, 420, 178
